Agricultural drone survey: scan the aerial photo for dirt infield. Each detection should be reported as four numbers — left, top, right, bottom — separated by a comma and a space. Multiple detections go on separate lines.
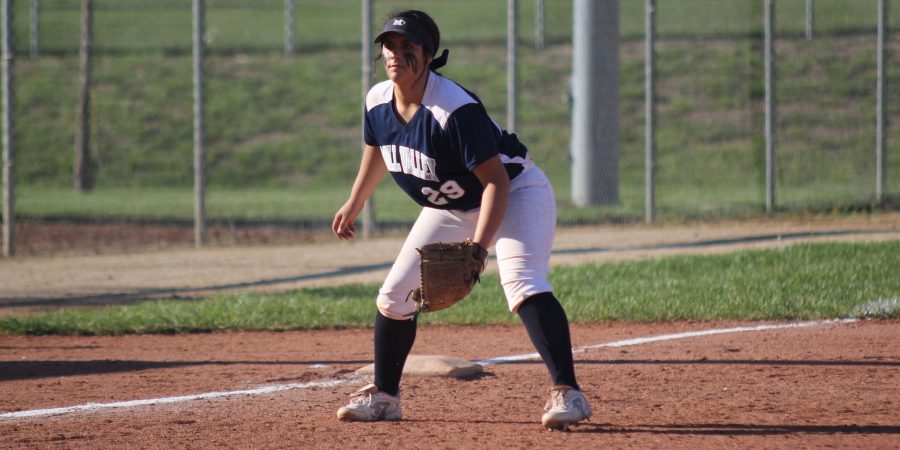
1, 213, 899, 448
1, 320, 898, 448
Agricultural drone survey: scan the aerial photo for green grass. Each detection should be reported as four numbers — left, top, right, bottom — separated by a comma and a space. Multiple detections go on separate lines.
8, 1, 900, 224
15, 0, 900, 52
16, 182, 421, 222
2, 241, 898, 335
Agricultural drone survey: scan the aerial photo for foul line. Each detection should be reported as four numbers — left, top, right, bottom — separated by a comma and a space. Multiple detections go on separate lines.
476, 318, 857, 365
0, 378, 360, 421
0, 319, 855, 421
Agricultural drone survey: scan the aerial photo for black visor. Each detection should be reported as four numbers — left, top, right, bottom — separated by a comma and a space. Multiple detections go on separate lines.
374, 16, 436, 56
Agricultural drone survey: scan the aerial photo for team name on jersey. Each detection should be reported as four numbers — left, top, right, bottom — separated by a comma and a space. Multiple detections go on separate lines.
379, 144, 439, 182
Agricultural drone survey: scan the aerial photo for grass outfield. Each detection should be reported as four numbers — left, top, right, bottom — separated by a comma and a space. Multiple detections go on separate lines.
1, 240, 897, 335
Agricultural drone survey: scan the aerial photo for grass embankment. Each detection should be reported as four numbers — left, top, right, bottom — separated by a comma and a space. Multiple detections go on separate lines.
12, 1, 900, 223
2, 240, 897, 335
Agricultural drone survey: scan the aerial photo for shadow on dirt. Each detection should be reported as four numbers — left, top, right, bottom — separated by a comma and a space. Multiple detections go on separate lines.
0, 359, 373, 381
589, 423, 900, 435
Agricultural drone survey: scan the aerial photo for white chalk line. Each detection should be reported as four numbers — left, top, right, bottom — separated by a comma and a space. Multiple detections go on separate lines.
0, 319, 855, 421
474, 318, 857, 365
0, 377, 362, 421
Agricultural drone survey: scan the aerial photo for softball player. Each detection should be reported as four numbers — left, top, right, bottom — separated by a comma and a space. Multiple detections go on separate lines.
332, 9, 591, 430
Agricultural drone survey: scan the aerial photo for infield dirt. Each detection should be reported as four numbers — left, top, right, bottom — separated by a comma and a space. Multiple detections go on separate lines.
0, 213, 898, 448
1, 320, 898, 449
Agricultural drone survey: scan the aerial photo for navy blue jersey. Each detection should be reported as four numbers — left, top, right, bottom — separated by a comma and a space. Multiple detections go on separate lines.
364, 73, 532, 211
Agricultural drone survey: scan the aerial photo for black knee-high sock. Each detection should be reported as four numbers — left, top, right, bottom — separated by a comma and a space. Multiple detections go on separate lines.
517, 292, 580, 390
373, 311, 417, 397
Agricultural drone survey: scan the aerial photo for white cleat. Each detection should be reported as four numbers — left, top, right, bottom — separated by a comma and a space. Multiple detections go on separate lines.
336, 384, 402, 422
541, 386, 592, 431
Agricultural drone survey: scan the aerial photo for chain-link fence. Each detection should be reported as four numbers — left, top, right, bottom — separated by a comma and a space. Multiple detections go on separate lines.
2, 0, 899, 255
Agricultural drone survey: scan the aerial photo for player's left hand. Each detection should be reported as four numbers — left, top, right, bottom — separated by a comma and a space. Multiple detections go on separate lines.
407, 239, 488, 316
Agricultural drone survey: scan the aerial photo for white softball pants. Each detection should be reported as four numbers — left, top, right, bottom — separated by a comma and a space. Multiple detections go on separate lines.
377, 166, 556, 320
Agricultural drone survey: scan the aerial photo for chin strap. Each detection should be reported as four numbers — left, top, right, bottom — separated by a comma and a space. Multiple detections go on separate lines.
429, 48, 450, 71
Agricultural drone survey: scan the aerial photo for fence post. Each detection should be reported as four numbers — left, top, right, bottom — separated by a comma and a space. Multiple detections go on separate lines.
534, 0, 544, 49
644, 0, 656, 223
193, 0, 207, 246
571, 0, 619, 206
30, 0, 38, 58
74, 0, 93, 192
284, 0, 295, 55
2, 0, 14, 257
806, 0, 813, 40
876, 0, 887, 204
507, 0, 518, 133
764, 0, 776, 214
361, 0, 375, 238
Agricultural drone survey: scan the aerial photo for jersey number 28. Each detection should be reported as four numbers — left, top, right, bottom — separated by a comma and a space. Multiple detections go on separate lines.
421, 180, 465, 206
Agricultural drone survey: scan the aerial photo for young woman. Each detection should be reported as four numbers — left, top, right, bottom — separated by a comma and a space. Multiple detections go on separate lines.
332, 10, 591, 430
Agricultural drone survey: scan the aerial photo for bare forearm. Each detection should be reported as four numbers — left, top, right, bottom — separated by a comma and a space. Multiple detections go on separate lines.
333, 145, 387, 239
473, 180, 508, 248
347, 146, 388, 213
471, 156, 510, 248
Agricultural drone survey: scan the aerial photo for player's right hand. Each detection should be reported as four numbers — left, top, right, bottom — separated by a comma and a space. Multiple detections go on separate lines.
332, 204, 357, 240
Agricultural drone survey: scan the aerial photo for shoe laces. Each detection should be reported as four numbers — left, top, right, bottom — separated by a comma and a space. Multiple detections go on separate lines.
544, 389, 569, 412
349, 392, 373, 407
348, 384, 379, 406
